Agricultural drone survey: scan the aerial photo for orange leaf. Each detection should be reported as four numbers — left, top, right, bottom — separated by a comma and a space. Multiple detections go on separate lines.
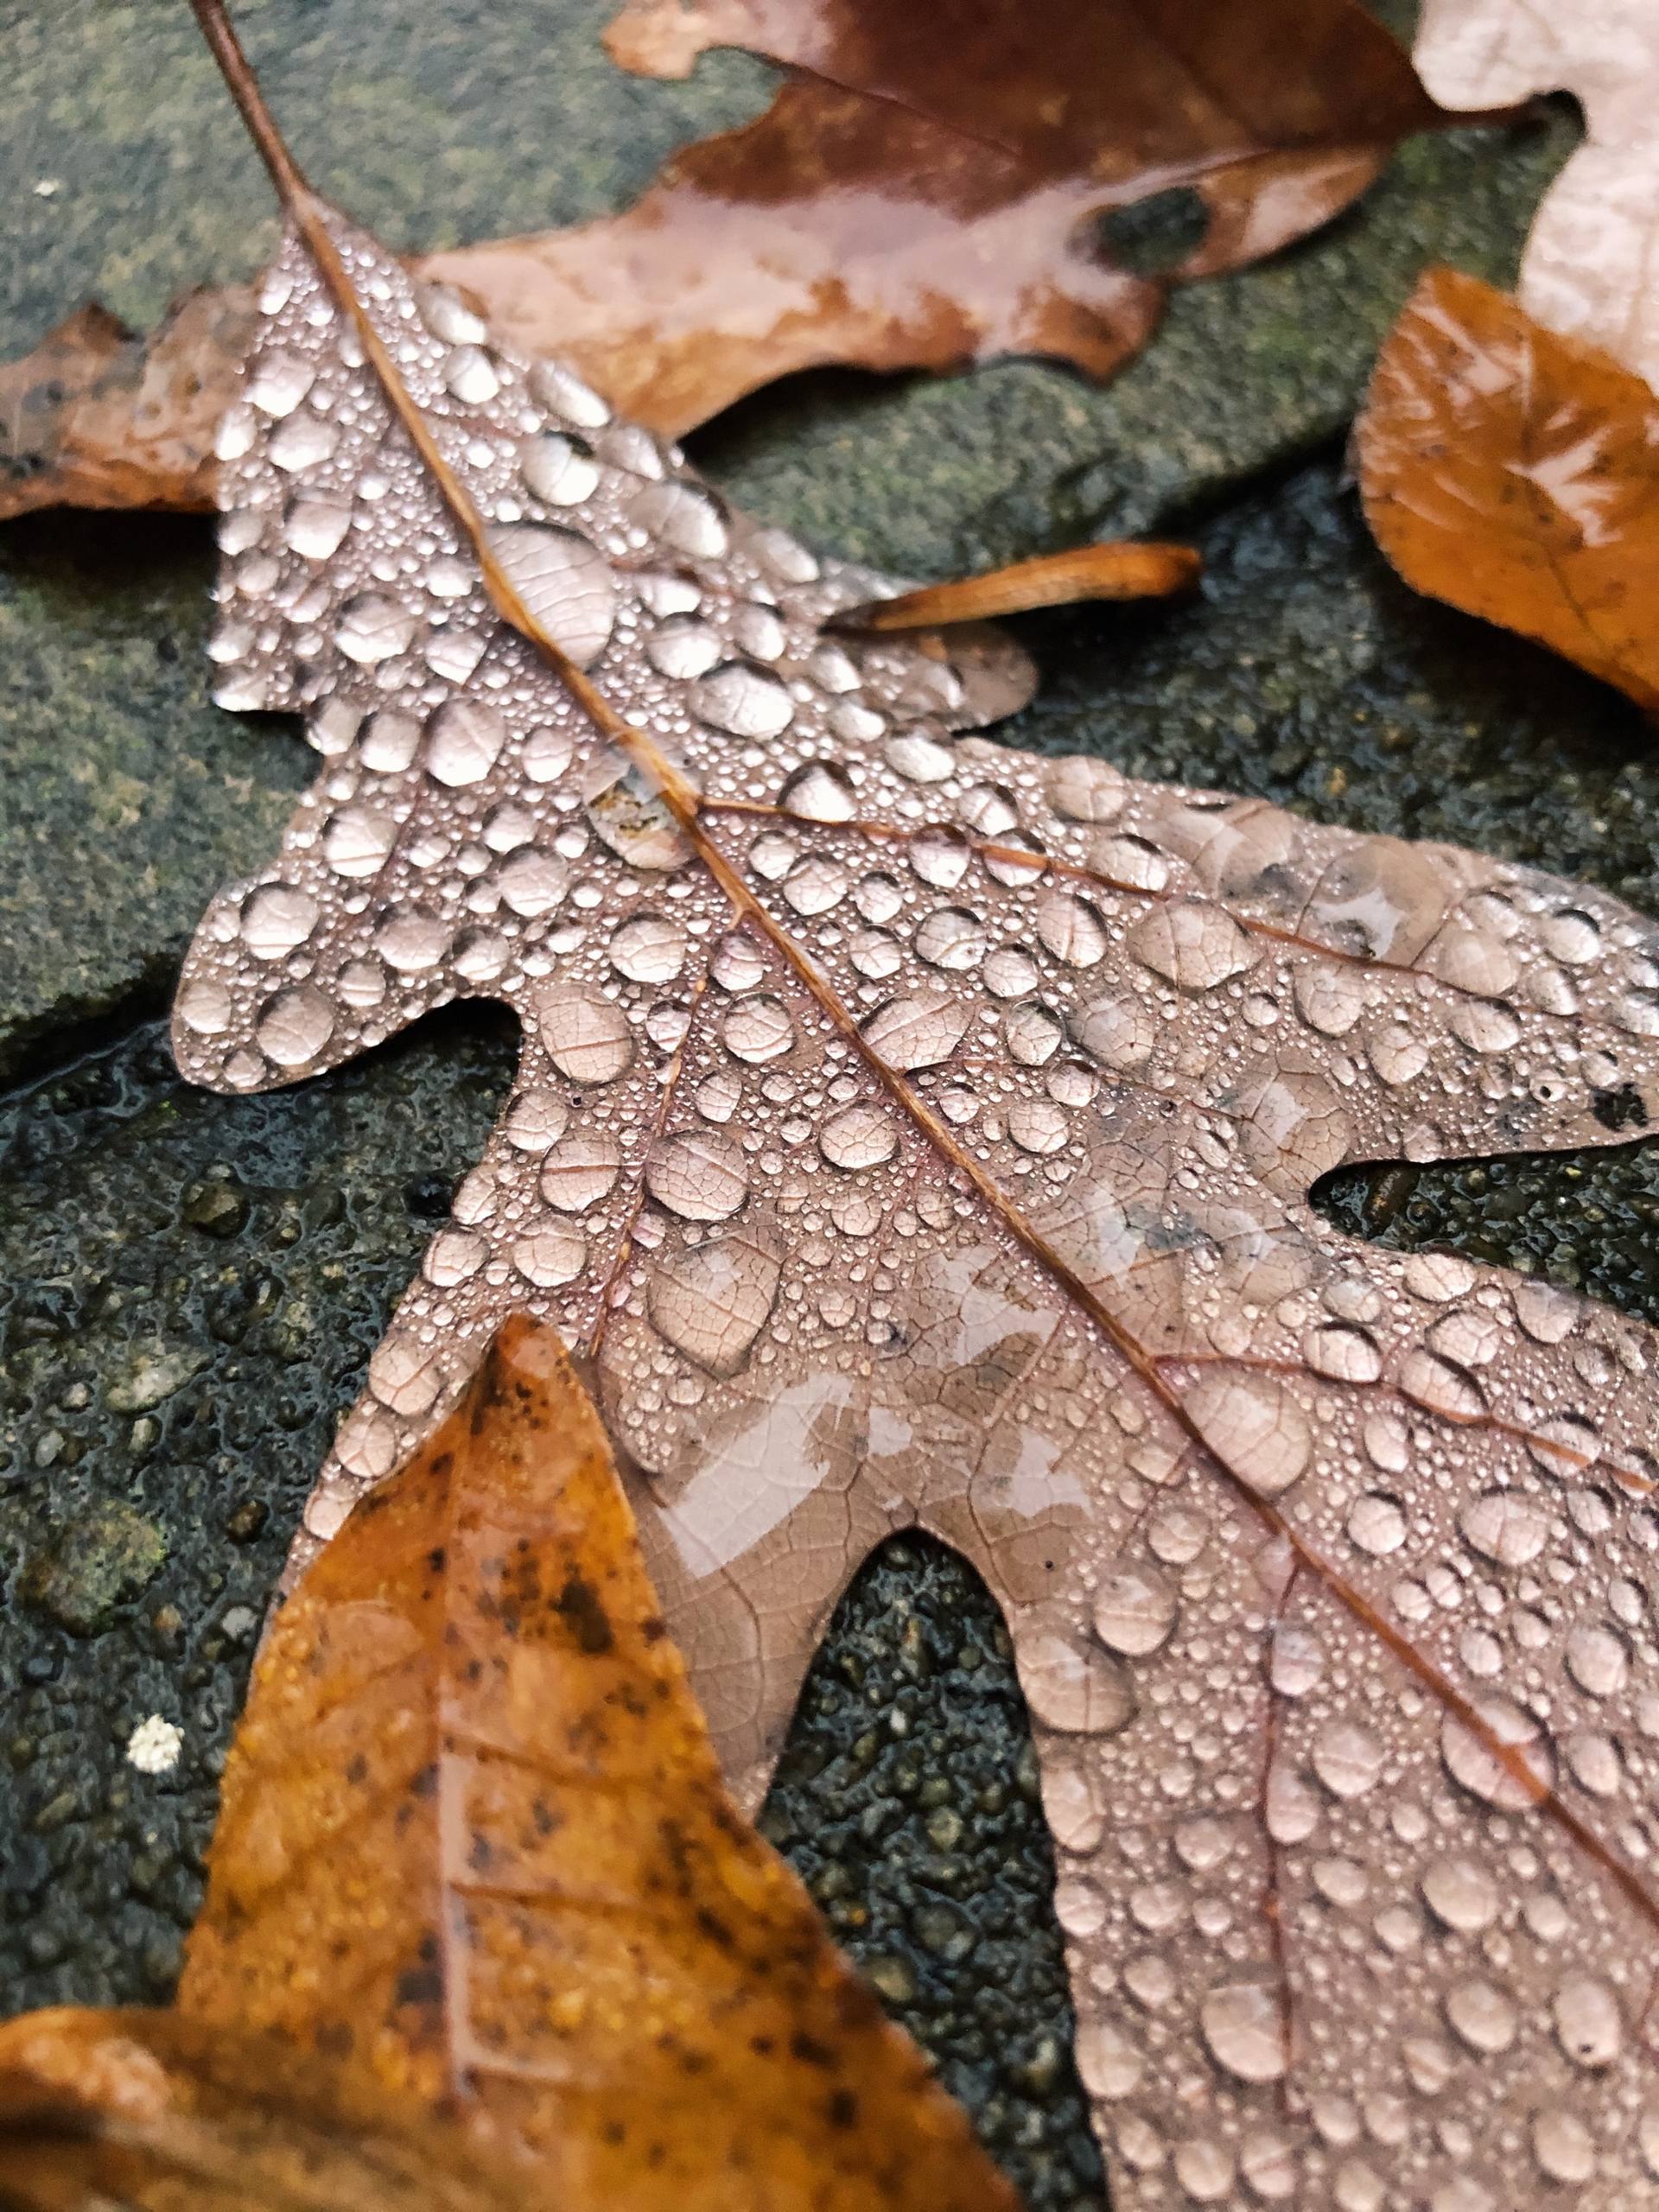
0, 291, 254, 524
836, 541, 1202, 631
169, 1317, 1020, 2211
1356, 266, 1659, 716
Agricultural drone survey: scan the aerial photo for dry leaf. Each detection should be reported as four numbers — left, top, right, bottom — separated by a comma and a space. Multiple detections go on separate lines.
0, 0, 1481, 522
0, 1322, 1020, 2212
428, 0, 1466, 433
0, 290, 255, 523
1355, 267, 1659, 715
175, 11, 1659, 2202
1415, 0, 1659, 387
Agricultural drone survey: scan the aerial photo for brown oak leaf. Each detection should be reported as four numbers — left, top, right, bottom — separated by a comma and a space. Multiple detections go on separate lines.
0, 1320, 1019, 2212
164, 12, 1659, 2202
1356, 266, 1659, 715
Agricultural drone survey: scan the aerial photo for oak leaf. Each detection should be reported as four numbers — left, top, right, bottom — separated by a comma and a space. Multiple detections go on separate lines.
173, 10, 1659, 2203
1, 0, 1483, 521
1415, 0, 1659, 389
0, 1320, 1020, 2212
1355, 266, 1659, 715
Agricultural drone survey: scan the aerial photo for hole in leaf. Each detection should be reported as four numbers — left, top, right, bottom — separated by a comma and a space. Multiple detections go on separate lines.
1313, 1130, 1659, 1323
1093, 187, 1210, 275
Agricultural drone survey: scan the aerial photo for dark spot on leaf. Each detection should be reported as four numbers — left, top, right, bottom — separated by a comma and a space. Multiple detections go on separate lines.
555, 1569, 614, 1654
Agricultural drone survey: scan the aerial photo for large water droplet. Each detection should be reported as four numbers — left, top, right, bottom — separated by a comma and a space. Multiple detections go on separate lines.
820, 1102, 899, 1171
631, 479, 728, 559
425, 698, 506, 788
488, 523, 616, 668
496, 847, 569, 918
337, 592, 416, 665
1199, 1981, 1289, 2084
1020, 1630, 1136, 1735
647, 616, 723, 681
695, 662, 795, 739
539, 1131, 622, 1212
375, 906, 449, 974
529, 358, 611, 429
239, 881, 318, 960
521, 431, 600, 508
1553, 1974, 1623, 2068
1129, 900, 1255, 991
1180, 1370, 1312, 1497
513, 1222, 588, 1287
915, 906, 988, 970
649, 1231, 782, 1376
1457, 1489, 1547, 1568
646, 1130, 750, 1221
722, 996, 795, 1065
861, 993, 970, 1071
322, 804, 397, 878
283, 494, 353, 559
1440, 1698, 1554, 1809
1093, 1567, 1178, 1656
1311, 1719, 1383, 1799
267, 411, 339, 474
609, 913, 688, 983
1346, 1491, 1406, 1556
1036, 891, 1109, 968
537, 991, 634, 1084
255, 984, 335, 1069
1420, 1857, 1497, 1934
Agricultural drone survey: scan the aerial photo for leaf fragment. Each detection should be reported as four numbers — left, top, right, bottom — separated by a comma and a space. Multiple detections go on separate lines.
0, 2006, 529, 2212
0, 1325, 1021, 2211
0, 290, 255, 523
1356, 266, 1659, 715
835, 541, 1202, 631
1416, 0, 1659, 388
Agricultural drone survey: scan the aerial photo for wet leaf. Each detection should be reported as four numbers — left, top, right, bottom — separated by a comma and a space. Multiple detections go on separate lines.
429, 0, 1468, 432
175, 11, 1659, 2204
1355, 266, 1659, 715
1, 0, 1483, 518
0, 290, 255, 523
1416, 0, 1659, 387
0, 1323, 1022, 2212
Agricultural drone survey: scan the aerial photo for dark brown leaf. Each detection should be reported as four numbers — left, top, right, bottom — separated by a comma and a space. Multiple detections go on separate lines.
1356, 265, 1659, 715
0, 0, 1488, 521
428, 0, 1468, 432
